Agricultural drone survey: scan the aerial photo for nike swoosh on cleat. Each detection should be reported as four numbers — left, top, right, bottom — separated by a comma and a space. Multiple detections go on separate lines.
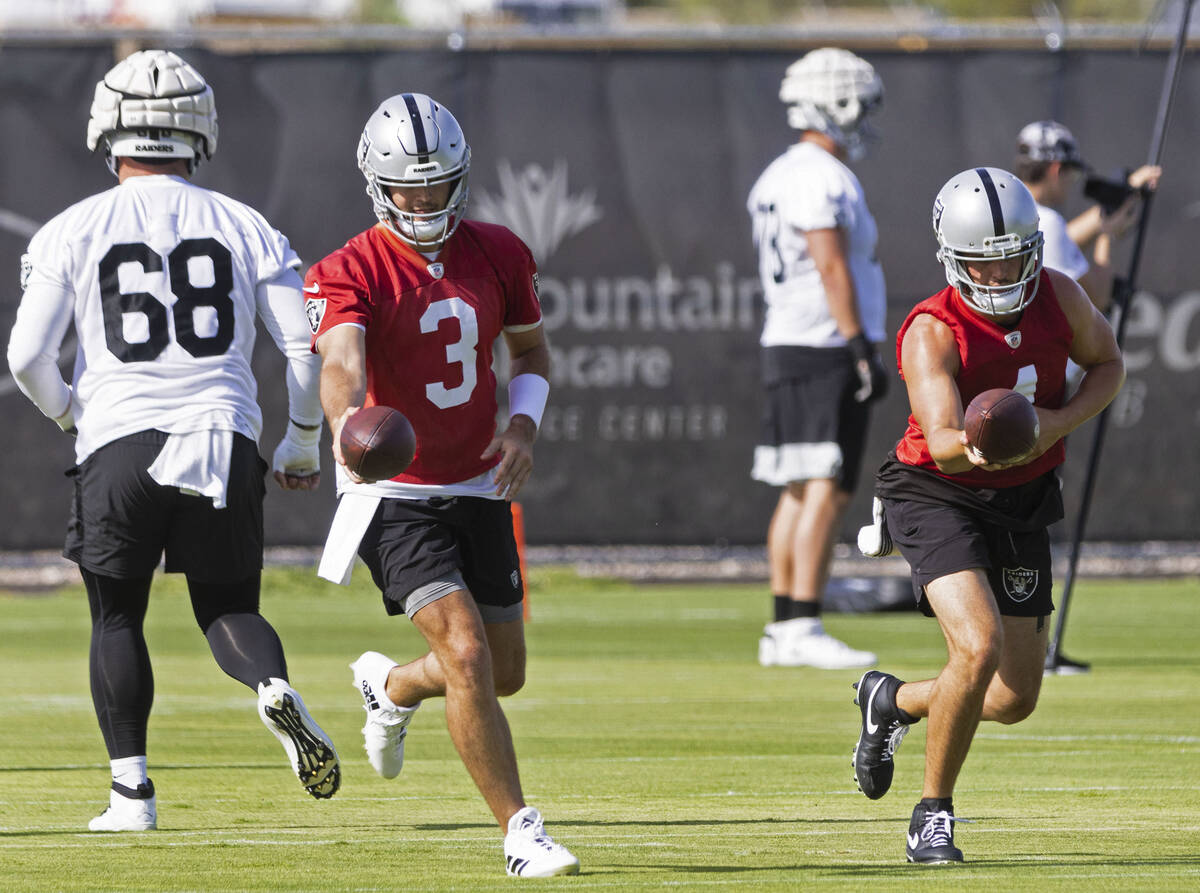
866, 677, 887, 734
907, 832, 921, 849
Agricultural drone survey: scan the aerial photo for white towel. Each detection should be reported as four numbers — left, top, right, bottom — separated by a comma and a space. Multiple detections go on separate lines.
147, 430, 234, 508
318, 493, 383, 585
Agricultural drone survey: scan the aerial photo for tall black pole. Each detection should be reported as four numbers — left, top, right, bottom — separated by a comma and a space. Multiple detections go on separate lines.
1046, 0, 1194, 672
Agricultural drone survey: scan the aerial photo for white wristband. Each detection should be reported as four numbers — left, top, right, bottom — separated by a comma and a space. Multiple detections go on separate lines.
508, 373, 550, 429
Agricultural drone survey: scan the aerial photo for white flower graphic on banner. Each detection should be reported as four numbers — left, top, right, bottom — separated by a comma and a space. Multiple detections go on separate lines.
473, 161, 602, 260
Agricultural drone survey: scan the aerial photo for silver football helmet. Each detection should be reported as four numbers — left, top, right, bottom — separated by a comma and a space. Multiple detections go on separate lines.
779, 48, 883, 161
1016, 119, 1087, 167
358, 93, 471, 250
932, 167, 1045, 317
87, 50, 217, 176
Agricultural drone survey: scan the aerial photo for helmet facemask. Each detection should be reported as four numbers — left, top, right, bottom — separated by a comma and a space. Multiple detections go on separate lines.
939, 234, 1045, 317
358, 93, 471, 252
932, 167, 1046, 317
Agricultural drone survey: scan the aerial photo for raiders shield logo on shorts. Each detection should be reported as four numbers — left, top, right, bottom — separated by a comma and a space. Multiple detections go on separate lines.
1002, 566, 1038, 602
305, 297, 326, 334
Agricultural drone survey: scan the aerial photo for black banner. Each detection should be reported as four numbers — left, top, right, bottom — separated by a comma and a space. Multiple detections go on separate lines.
1, 45, 1197, 547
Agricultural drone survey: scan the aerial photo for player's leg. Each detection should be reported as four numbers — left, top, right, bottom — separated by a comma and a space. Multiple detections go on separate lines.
775, 477, 874, 668
920, 568, 1002, 798
758, 489, 801, 664
903, 567, 999, 864
773, 354, 875, 668
979, 524, 1055, 724
982, 614, 1048, 723
353, 496, 576, 876
788, 477, 846, 603
419, 597, 575, 878
170, 436, 338, 799
767, 488, 800, 603
66, 434, 172, 831
82, 569, 159, 831
190, 573, 287, 687
410, 591, 524, 823
372, 614, 525, 702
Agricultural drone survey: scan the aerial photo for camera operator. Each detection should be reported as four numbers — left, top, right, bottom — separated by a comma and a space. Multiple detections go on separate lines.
1014, 120, 1160, 314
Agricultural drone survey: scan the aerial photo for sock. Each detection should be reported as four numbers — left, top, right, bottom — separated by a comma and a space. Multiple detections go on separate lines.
919, 797, 953, 814
772, 595, 791, 622
111, 755, 148, 788
790, 600, 820, 619
354, 652, 403, 711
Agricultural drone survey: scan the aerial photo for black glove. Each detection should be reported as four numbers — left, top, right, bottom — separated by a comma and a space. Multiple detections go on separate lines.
848, 333, 889, 404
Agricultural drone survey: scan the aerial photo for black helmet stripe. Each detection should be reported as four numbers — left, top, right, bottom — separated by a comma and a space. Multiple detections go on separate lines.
401, 93, 431, 163
975, 167, 1005, 237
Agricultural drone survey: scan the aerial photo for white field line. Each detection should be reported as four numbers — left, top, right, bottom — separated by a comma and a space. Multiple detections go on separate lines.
3, 821, 1199, 847
8, 784, 1200, 810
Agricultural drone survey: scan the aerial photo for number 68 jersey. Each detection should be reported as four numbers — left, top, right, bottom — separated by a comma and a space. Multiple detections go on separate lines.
19, 174, 304, 462
306, 220, 542, 486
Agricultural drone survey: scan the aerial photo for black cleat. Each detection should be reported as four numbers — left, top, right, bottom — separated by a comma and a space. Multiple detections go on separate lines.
906, 801, 965, 864
852, 670, 910, 800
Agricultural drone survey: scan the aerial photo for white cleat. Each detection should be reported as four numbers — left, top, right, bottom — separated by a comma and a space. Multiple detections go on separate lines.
257, 678, 341, 799
88, 780, 157, 832
351, 651, 419, 779
504, 807, 580, 878
762, 619, 877, 670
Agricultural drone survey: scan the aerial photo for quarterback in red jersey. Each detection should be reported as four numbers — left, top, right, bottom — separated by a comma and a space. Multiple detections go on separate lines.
309, 93, 577, 879
849, 168, 1124, 864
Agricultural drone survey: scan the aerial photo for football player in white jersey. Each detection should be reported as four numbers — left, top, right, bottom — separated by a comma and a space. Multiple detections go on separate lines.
6, 50, 340, 831
746, 48, 889, 670
1014, 120, 1160, 315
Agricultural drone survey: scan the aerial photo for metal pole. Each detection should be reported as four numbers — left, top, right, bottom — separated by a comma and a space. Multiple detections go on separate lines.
1046, 0, 1194, 673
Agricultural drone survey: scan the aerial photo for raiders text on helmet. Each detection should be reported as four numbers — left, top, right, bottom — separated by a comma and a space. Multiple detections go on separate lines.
358, 93, 471, 251
87, 50, 217, 176
779, 48, 883, 161
932, 167, 1045, 317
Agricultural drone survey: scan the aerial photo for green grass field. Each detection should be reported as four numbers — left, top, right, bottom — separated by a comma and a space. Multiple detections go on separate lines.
1, 567, 1198, 891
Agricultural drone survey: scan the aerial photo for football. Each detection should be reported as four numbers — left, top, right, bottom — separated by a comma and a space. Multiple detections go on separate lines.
339, 405, 416, 482
963, 388, 1039, 464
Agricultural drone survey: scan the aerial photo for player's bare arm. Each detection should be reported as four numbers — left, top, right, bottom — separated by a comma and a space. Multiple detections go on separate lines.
807, 227, 862, 337
808, 225, 887, 402
1040, 269, 1125, 441
900, 313, 984, 475
483, 325, 550, 500
315, 323, 368, 472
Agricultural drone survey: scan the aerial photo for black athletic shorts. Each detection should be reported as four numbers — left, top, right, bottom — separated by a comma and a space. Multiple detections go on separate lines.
64, 430, 266, 583
753, 345, 871, 492
357, 496, 524, 624
875, 455, 1063, 618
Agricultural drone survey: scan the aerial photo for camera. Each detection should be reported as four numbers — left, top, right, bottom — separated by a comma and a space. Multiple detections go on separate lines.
1083, 174, 1136, 214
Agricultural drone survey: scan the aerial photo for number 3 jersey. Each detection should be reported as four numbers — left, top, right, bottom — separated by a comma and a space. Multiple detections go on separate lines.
305, 220, 542, 488
16, 174, 305, 463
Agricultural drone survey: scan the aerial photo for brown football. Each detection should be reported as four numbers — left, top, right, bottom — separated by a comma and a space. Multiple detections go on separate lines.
964, 388, 1039, 464
339, 405, 416, 482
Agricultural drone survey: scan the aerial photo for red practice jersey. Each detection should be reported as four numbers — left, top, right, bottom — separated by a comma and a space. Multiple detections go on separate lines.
307, 221, 542, 485
895, 271, 1071, 489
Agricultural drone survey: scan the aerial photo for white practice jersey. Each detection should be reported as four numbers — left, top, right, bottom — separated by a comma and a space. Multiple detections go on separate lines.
747, 141, 886, 347
1036, 201, 1089, 280
18, 175, 302, 462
